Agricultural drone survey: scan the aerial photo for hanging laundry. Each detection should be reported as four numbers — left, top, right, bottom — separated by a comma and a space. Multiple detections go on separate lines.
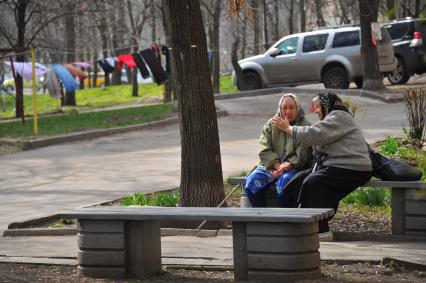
140, 48, 168, 85
161, 45, 171, 74
72, 61, 91, 69
151, 43, 161, 63
45, 69, 62, 99
131, 53, 150, 79
105, 57, 116, 68
53, 64, 78, 92
65, 64, 88, 80
98, 59, 115, 73
3, 61, 48, 81
116, 54, 137, 73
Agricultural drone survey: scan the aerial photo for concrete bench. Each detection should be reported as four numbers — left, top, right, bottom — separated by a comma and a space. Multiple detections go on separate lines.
60, 206, 333, 281
228, 177, 426, 237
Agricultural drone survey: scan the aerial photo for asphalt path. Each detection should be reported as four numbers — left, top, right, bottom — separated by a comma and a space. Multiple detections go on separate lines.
0, 92, 406, 233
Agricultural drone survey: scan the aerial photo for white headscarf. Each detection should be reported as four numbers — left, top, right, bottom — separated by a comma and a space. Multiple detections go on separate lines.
276, 93, 305, 122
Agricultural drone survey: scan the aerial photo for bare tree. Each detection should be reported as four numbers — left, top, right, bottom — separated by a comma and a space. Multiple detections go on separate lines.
314, 0, 326, 27
63, 0, 76, 106
299, 0, 306, 32
284, 0, 295, 34
163, 0, 225, 207
252, 0, 261, 54
359, 0, 384, 90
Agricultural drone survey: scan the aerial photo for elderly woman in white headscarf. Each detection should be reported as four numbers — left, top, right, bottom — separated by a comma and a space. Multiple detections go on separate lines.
244, 93, 312, 207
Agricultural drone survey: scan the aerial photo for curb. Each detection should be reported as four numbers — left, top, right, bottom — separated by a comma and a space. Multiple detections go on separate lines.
214, 86, 404, 103
382, 257, 426, 271
333, 232, 426, 243
21, 109, 228, 151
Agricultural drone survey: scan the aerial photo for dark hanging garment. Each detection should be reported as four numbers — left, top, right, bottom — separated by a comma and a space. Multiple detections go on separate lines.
98, 59, 114, 73
161, 45, 171, 74
132, 53, 150, 79
140, 48, 168, 85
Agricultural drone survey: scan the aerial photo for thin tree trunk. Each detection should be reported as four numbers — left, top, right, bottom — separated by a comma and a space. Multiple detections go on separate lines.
274, 0, 279, 40
263, 0, 269, 50
160, 4, 172, 103
151, 0, 156, 42
64, 1, 76, 106
299, 0, 306, 32
163, 0, 225, 207
211, 0, 221, 93
288, 0, 294, 34
359, 0, 384, 90
314, 0, 325, 27
15, 0, 27, 119
252, 0, 260, 54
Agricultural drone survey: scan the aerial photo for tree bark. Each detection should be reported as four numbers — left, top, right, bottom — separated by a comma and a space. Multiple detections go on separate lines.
359, 0, 384, 90
160, 4, 172, 103
262, 0, 269, 50
211, 0, 221, 94
299, 0, 306, 32
274, 0, 279, 40
163, 0, 225, 207
64, 0, 76, 106
252, 0, 261, 54
232, 37, 247, 91
314, 0, 326, 27
14, 0, 27, 119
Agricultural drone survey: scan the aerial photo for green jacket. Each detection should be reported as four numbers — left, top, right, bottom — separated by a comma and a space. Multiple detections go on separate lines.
258, 117, 312, 170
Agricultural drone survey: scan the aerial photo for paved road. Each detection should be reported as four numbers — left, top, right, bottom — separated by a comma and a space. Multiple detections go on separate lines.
0, 92, 406, 233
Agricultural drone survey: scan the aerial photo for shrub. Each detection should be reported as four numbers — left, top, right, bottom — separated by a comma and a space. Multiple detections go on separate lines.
404, 88, 426, 140
342, 187, 390, 206
380, 135, 399, 155
120, 190, 179, 207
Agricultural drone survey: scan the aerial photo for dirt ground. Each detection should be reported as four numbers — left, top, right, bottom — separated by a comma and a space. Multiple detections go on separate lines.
0, 261, 425, 283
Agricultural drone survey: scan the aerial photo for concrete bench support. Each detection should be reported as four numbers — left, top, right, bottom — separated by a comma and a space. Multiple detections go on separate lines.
61, 207, 333, 281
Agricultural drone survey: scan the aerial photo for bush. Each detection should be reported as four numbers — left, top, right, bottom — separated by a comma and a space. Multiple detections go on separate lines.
120, 190, 179, 207
380, 135, 399, 155
342, 187, 390, 206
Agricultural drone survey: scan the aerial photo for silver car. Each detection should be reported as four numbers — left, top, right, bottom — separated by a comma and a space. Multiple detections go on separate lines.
232, 26, 397, 89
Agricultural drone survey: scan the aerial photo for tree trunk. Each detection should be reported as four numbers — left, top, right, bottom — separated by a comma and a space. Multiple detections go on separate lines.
64, 1, 76, 106
288, 0, 294, 34
163, 0, 225, 207
151, 0, 157, 42
274, 0, 279, 40
252, 0, 260, 54
314, 0, 326, 27
263, 0, 269, 50
359, 0, 384, 90
15, 0, 27, 119
160, 4, 172, 103
211, 0, 221, 94
299, 0, 306, 32
232, 37, 247, 91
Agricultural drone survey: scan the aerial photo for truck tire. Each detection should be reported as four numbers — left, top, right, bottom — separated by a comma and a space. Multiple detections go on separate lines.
387, 57, 410, 84
323, 66, 350, 89
243, 72, 263, 90
354, 76, 363, 88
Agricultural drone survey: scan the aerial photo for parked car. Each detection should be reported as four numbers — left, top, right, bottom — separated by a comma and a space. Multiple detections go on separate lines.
383, 18, 426, 84
2, 78, 43, 94
232, 25, 396, 90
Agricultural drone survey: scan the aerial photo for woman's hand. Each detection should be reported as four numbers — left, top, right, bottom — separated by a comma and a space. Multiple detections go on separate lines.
272, 115, 292, 133
271, 162, 293, 178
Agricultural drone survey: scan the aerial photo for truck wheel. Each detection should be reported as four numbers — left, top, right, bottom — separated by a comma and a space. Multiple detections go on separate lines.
243, 72, 263, 90
387, 57, 410, 84
6, 86, 14, 94
323, 66, 350, 89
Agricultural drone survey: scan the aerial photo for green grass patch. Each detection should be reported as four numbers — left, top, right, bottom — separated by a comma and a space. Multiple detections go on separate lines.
0, 103, 172, 138
0, 83, 164, 119
342, 187, 391, 207
121, 189, 179, 207
219, 74, 237, 93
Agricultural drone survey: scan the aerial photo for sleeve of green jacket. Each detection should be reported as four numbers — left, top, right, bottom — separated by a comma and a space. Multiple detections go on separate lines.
258, 120, 279, 169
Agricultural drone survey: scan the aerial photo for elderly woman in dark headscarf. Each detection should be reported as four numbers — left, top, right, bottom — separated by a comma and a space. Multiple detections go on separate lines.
244, 93, 312, 207
273, 92, 373, 234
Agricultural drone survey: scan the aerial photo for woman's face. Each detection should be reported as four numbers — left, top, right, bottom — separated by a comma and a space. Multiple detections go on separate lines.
281, 98, 297, 122
311, 97, 324, 120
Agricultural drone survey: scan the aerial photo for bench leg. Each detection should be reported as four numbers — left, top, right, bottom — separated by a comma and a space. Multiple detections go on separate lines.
232, 222, 248, 281
392, 187, 405, 235
126, 220, 161, 277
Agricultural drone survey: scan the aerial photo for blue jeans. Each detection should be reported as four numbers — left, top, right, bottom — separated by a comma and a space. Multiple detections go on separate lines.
244, 167, 297, 207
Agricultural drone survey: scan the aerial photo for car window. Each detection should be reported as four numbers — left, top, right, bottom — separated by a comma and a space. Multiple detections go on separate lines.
302, 34, 329, 52
385, 22, 413, 40
332, 31, 360, 48
275, 37, 299, 55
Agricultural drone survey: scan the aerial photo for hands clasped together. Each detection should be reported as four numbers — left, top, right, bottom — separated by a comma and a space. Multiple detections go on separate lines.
271, 161, 293, 178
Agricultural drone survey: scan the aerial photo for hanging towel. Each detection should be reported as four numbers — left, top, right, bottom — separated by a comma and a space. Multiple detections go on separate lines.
3, 61, 48, 81
97, 59, 115, 73
132, 53, 150, 79
65, 64, 88, 80
53, 64, 78, 92
140, 48, 168, 84
161, 45, 171, 74
105, 57, 116, 68
151, 43, 161, 63
45, 69, 62, 98
116, 54, 137, 73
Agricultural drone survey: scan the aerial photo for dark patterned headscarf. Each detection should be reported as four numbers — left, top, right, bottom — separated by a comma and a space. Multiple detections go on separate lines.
318, 92, 349, 117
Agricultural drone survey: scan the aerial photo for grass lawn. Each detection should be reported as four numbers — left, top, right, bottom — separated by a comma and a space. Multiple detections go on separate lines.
0, 103, 172, 139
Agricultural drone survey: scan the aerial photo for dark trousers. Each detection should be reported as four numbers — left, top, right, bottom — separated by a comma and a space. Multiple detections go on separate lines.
299, 166, 372, 233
